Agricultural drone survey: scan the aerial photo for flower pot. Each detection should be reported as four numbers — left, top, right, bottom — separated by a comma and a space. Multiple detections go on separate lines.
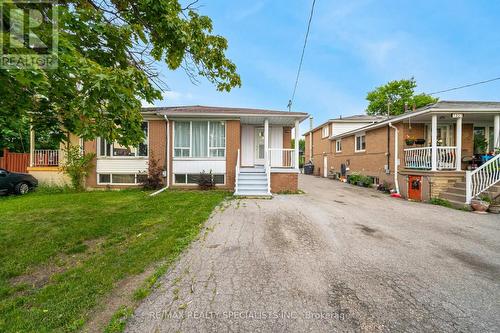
405, 139, 415, 146
415, 139, 426, 145
488, 203, 500, 214
471, 200, 490, 213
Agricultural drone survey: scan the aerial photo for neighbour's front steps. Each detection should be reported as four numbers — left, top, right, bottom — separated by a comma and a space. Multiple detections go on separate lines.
234, 166, 270, 197
439, 178, 500, 209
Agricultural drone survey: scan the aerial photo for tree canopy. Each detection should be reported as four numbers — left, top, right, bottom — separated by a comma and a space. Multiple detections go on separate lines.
0, 1, 241, 148
365, 78, 437, 116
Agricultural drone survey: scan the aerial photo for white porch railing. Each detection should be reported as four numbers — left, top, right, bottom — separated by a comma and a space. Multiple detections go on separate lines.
268, 148, 296, 168
404, 146, 456, 170
33, 149, 59, 166
466, 154, 500, 203
235, 149, 240, 194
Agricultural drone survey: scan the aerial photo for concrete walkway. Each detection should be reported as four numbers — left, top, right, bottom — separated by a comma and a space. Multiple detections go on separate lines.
126, 175, 500, 333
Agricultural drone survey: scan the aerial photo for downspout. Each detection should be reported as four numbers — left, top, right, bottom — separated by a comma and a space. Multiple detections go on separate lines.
388, 122, 400, 195
309, 116, 313, 162
150, 115, 170, 196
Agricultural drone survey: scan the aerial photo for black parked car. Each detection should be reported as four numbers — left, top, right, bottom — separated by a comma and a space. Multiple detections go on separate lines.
0, 168, 38, 195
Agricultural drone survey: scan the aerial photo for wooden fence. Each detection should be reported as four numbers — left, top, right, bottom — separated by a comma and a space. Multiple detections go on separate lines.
0, 149, 30, 173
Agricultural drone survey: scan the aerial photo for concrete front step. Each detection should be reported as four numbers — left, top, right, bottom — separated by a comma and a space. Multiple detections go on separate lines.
238, 174, 267, 180
240, 168, 265, 173
234, 189, 271, 196
237, 184, 268, 191
238, 177, 267, 184
446, 199, 471, 210
440, 191, 466, 202
446, 187, 466, 195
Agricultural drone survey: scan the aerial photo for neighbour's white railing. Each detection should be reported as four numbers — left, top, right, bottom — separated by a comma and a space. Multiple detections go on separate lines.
34, 149, 59, 166
265, 155, 271, 195
404, 146, 456, 170
436, 146, 456, 170
235, 149, 240, 194
268, 148, 296, 168
466, 154, 500, 204
404, 147, 431, 169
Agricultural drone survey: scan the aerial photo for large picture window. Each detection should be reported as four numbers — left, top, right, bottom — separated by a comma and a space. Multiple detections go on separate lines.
174, 120, 226, 158
98, 122, 148, 157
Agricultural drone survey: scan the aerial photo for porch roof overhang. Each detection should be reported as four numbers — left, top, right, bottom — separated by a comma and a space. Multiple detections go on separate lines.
142, 106, 308, 126
330, 100, 500, 140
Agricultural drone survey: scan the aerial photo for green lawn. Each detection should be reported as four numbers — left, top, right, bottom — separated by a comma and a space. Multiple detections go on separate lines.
0, 189, 229, 332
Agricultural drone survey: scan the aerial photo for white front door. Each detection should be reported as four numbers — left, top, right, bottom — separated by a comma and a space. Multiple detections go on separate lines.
254, 127, 265, 165
241, 125, 254, 166
323, 156, 328, 177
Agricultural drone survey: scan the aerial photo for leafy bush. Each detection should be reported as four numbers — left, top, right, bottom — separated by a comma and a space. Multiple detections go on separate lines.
197, 170, 215, 190
348, 173, 362, 185
141, 154, 164, 190
429, 197, 452, 208
348, 173, 373, 187
60, 145, 96, 190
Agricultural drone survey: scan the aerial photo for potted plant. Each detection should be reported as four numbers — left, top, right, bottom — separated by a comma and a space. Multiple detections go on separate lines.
474, 134, 487, 155
405, 135, 415, 146
415, 138, 426, 145
471, 196, 491, 213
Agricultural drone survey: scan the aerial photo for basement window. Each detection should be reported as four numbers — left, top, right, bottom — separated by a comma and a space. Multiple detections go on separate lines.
174, 173, 225, 185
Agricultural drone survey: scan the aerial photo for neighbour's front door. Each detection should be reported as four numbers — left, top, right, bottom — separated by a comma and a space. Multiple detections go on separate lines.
254, 127, 265, 165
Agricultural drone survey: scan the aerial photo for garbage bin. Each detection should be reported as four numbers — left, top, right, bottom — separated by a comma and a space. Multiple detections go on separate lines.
304, 162, 314, 175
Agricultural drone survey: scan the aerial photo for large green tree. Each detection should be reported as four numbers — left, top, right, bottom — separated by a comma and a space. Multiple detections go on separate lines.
365, 78, 437, 116
0, 1, 241, 147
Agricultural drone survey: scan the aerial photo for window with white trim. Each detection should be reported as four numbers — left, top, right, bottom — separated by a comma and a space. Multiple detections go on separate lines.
174, 173, 225, 185
98, 173, 148, 185
322, 126, 329, 138
174, 120, 226, 158
98, 122, 148, 157
355, 133, 366, 152
335, 139, 342, 152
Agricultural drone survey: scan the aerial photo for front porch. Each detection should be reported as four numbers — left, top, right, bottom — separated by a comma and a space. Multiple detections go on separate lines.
235, 118, 301, 196
402, 112, 499, 171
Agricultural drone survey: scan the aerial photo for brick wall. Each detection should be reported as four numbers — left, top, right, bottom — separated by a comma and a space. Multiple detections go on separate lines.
225, 120, 241, 190
308, 126, 334, 176
84, 139, 98, 187
331, 125, 396, 184
148, 120, 167, 177
271, 173, 298, 193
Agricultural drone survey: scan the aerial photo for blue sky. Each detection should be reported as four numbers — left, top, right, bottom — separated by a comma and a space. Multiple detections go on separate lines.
145, 0, 500, 133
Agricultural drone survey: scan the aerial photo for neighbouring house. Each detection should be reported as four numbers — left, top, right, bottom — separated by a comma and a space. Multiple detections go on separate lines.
328, 101, 500, 207
26, 106, 308, 196
304, 115, 385, 177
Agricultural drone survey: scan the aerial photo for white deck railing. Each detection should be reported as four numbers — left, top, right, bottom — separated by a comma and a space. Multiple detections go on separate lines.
235, 149, 240, 194
404, 146, 456, 170
268, 148, 296, 168
466, 154, 500, 203
33, 149, 59, 166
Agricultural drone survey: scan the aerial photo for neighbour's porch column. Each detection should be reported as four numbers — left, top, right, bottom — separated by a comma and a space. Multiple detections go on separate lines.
431, 114, 437, 171
494, 114, 500, 152
264, 119, 269, 167
455, 116, 462, 171
294, 120, 300, 169
29, 122, 35, 167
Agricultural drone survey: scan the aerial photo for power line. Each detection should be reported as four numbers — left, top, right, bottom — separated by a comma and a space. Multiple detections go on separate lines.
288, 0, 316, 111
429, 76, 500, 95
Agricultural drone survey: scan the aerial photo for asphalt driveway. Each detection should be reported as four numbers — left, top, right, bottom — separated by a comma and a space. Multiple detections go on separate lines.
126, 175, 500, 332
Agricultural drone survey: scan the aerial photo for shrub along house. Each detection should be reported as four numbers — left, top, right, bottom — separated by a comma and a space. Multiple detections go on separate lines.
27, 106, 308, 196
304, 115, 385, 177
328, 101, 500, 207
